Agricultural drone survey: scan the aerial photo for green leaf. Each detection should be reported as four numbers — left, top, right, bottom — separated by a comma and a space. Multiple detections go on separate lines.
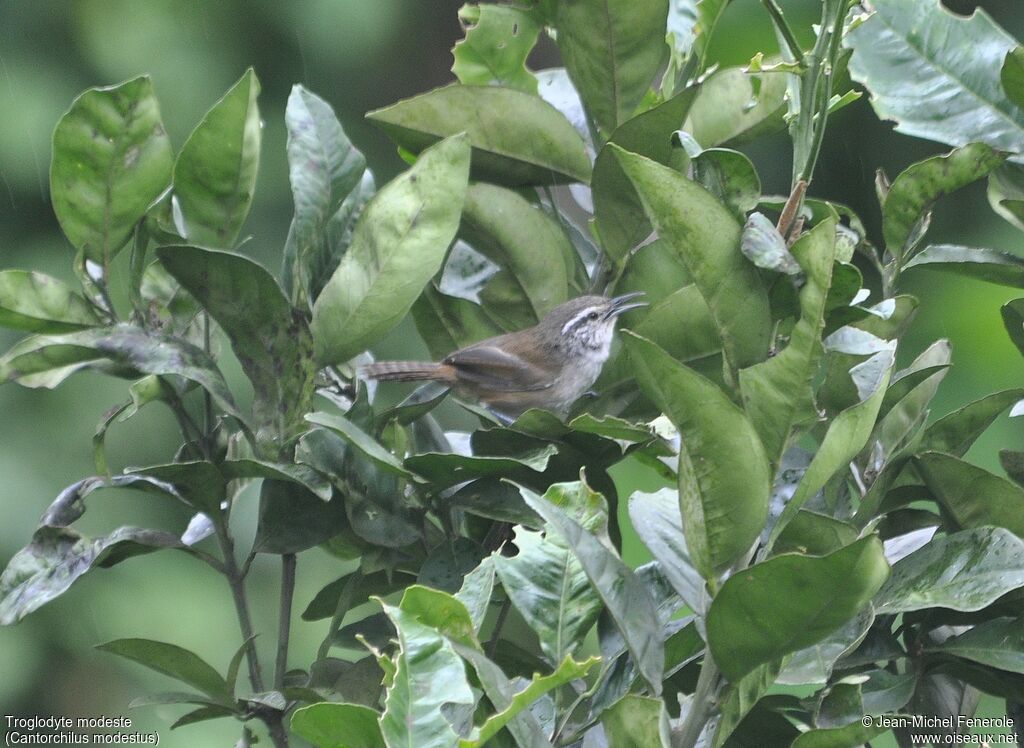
903, 244, 1024, 287
220, 459, 332, 502
882, 144, 1005, 261
282, 85, 368, 304
737, 212, 800, 276
404, 446, 557, 488
873, 527, 1024, 614
601, 694, 671, 748
777, 608, 874, 686
553, 0, 668, 134
0, 326, 243, 423
460, 183, 570, 318
418, 538, 486, 595
367, 86, 590, 186
684, 67, 788, 147
253, 479, 350, 555
592, 89, 699, 264
625, 332, 770, 578
172, 69, 261, 248
847, 0, 1024, 159
926, 617, 1024, 674
919, 389, 1024, 457
1002, 47, 1024, 110
50, 76, 173, 263
707, 536, 889, 682
1002, 298, 1024, 357
712, 660, 784, 748
987, 163, 1024, 232
0, 271, 99, 333
158, 246, 315, 441
1002, 449, 1024, 487
770, 347, 895, 548
96, 638, 231, 701
739, 220, 837, 464
774, 511, 859, 558
130, 461, 225, 514
311, 134, 471, 365
459, 654, 599, 747
455, 557, 495, 634
290, 703, 386, 748
492, 523, 602, 666
685, 144, 762, 221
378, 603, 475, 748
302, 570, 414, 622
519, 482, 664, 694
916, 452, 1024, 538
627, 488, 705, 614
306, 412, 416, 480
170, 705, 237, 730
0, 525, 185, 625
452, 4, 540, 93
613, 145, 771, 369
411, 284, 503, 359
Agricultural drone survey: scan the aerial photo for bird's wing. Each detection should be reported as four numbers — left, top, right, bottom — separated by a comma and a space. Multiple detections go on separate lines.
444, 345, 553, 392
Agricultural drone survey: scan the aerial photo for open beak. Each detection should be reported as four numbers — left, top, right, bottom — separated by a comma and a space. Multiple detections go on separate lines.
604, 291, 648, 319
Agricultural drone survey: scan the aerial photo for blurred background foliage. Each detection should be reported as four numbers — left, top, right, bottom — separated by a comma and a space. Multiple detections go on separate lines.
1, 1, 1023, 745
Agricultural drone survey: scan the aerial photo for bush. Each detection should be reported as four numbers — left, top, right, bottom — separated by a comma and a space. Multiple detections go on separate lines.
3, 0, 1024, 746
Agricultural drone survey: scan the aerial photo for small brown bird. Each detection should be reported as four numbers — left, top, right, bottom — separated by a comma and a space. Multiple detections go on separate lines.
361, 293, 646, 418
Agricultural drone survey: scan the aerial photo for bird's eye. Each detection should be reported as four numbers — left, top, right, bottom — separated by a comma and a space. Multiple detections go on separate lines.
587, 311, 599, 320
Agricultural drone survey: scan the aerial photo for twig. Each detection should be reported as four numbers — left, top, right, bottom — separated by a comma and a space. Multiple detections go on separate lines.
275, 554, 297, 690
672, 653, 721, 748
314, 571, 361, 668
486, 598, 511, 659
215, 522, 264, 694
761, 0, 805, 64
776, 179, 808, 238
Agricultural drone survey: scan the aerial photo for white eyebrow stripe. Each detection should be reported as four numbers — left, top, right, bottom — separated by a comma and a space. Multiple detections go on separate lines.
561, 307, 601, 335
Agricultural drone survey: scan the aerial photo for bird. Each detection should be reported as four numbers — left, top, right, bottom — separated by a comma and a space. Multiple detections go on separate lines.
360, 292, 647, 419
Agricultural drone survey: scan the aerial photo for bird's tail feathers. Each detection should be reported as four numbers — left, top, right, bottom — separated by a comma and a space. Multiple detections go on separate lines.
359, 361, 455, 383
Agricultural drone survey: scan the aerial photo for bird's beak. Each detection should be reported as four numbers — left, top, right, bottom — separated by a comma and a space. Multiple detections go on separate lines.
605, 291, 648, 319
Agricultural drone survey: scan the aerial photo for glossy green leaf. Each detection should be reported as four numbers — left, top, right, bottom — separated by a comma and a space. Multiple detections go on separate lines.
306, 412, 415, 480
627, 488, 705, 614
312, 134, 470, 365
290, 703, 386, 748
0, 271, 99, 333
770, 347, 894, 548
96, 638, 231, 701
916, 451, 1024, 538
1002, 298, 1024, 357
684, 67, 788, 147
1001, 449, 1024, 486
367, 86, 590, 186
50, 76, 173, 263
411, 284, 503, 360
455, 557, 495, 634
404, 446, 557, 488
459, 654, 598, 747
904, 244, 1024, 287
519, 482, 664, 694
619, 284, 720, 367
130, 461, 225, 514
987, 163, 1024, 232
452, 4, 540, 93
302, 570, 414, 622
378, 602, 475, 748
707, 536, 889, 682
740, 220, 837, 464
685, 143, 761, 220
625, 332, 770, 578
158, 246, 315, 441
774, 511, 859, 558
919, 388, 1024, 457
282, 85, 367, 304
460, 183, 570, 317
777, 608, 874, 686
613, 146, 771, 369
0, 325, 243, 423
220, 459, 332, 502
553, 0, 668, 134
847, 0, 1024, 159
874, 527, 1024, 613
592, 89, 698, 264
172, 69, 261, 248
882, 144, 1004, 260
601, 694, 670, 748
926, 617, 1024, 674
0, 525, 185, 625
492, 525, 602, 666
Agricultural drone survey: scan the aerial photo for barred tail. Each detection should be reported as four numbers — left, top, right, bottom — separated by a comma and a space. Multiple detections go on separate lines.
359, 360, 456, 383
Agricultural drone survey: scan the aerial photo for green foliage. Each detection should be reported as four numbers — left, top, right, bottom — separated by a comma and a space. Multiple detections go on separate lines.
4, 2, 1024, 747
